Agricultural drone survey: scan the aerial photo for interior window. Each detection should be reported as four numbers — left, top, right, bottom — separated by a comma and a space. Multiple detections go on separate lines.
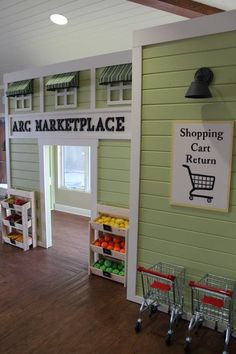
58, 146, 90, 192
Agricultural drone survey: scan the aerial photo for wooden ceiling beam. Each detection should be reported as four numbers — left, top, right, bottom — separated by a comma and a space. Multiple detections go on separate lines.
128, 0, 224, 18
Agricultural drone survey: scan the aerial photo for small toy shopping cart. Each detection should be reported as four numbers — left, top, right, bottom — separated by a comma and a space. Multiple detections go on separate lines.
135, 262, 185, 345
182, 164, 215, 203
185, 273, 236, 354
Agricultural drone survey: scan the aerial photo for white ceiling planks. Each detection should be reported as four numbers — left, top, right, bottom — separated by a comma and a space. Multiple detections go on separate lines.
0, 0, 236, 84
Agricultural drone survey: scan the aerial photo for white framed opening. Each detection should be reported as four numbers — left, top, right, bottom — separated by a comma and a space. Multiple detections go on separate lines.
38, 137, 98, 248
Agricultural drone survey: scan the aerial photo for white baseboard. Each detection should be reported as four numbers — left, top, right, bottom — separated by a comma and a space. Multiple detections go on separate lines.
54, 203, 91, 217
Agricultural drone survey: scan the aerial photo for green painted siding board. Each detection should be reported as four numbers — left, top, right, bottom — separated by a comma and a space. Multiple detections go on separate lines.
99, 157, 130, 171
142, 85, 236, 105
139, 223, 236, 253
10, 139, 38, 145
99, 180, 129, 194
143, 32, 236, 59
140, 180, 169, 197
97, 191, 129, 208
141, 166, 170, 182
142, 103, 236, 121
140, 195, 236, 223
11, 161, 39, 172
141, 136, 171, 151
98, 169, 130, 182
139, 236, 236, 270
11, 144, 38, 154
11, 178, 40, 191
11, 170, 40, 181
140, 207, 236, 243
143, 48, 236, 74
11, 152, 39, 163
143, 66, 236, 89
98, 146, 130, 158
141, 151, 171, 167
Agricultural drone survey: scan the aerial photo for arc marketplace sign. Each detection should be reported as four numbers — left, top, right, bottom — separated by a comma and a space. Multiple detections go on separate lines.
170, 121, 234, 211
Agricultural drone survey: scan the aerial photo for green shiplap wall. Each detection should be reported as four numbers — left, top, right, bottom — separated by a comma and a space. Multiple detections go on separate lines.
9, 79, 40, 115
96, 68, 131, 108
98, 140, 130, 208
10, 139, 40, 191
44, 70, 90, 111
138, 31, 236, 308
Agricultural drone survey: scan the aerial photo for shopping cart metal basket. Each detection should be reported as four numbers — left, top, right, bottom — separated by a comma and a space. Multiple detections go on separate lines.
135, 262, 185, 345
182, 164, 215, 203
185, 273, 236, 354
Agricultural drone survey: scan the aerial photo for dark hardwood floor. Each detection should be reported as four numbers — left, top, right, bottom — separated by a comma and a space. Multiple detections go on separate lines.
0, 210, 235, 354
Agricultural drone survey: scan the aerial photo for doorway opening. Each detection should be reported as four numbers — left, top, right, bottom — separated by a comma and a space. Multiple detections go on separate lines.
39, 138, 98, 266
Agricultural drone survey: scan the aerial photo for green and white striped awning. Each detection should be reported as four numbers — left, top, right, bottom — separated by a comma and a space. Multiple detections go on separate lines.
6, 79, 33, 97
46, 72, 79, 91
99, 63, 132, 85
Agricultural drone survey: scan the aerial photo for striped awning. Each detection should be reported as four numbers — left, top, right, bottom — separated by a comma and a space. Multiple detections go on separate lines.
99, 63, 132, 85
46, 72, 79, 91
6, 79, 33, 97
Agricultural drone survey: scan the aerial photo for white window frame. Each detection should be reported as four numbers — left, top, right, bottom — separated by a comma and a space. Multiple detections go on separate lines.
14, 94, 32, 112
55, 87, 77, 109
57, 145, 91, 193
107, 81, 131, 105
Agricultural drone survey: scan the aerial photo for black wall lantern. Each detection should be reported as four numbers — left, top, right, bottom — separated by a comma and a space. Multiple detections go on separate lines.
185, 67, 214, 99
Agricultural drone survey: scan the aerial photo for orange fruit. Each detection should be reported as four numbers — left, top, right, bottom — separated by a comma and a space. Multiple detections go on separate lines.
101, 241, 108, 249
114, 247, 120, 252
104, 234, 112, 242
95, 241, 101, 247
120, 248, 125, 253
107, 245, 114, 250
120, 241, 125, 248
113, 236, 121, 243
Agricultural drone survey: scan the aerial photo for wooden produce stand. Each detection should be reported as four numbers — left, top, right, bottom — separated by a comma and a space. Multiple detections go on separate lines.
1, 188, 36, 251
89, 204, 129, 286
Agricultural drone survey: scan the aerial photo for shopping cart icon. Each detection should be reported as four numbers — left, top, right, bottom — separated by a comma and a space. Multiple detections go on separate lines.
182, 164, 215, 203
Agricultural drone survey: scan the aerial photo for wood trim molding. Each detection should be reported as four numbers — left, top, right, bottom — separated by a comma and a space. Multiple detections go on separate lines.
128, 0, 223, 18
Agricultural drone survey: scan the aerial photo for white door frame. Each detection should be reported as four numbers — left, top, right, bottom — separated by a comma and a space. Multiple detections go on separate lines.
38, 137, 98, 248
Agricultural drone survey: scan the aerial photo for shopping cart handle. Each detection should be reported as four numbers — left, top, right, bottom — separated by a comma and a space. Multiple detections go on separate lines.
137, 266, 175, 281
188, 280, 234, 298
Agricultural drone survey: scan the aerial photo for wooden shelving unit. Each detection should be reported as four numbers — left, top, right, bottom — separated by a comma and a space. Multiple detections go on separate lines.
1, 188, 36, 251
89, 204, 129, 286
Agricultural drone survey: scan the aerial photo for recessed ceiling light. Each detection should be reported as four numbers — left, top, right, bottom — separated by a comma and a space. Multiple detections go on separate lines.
50, 14, 68, 25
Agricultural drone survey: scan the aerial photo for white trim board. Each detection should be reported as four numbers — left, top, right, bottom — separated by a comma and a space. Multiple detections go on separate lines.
128, 9, 236, 305
4, 50, 132, 84
54, 204, 91, 218
133, 9, 236, 47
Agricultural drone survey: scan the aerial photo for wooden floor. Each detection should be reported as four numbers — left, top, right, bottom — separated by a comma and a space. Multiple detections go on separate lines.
0, 211, 235, 354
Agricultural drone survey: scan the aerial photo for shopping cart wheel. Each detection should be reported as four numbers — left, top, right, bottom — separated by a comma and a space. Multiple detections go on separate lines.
165, 333, 172, 346
135, 320, 142, 333
184, 341, 191, 353
149, 304, 158, 316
